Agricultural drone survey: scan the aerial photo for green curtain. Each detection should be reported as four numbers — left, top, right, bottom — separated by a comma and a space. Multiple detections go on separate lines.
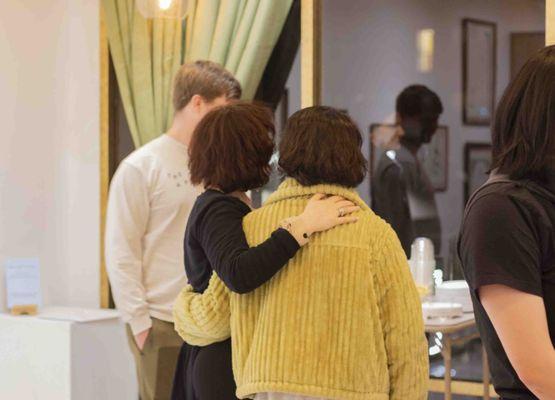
185, 0, 293, 100
103, 0, 293, 147
102, 0, 183, 146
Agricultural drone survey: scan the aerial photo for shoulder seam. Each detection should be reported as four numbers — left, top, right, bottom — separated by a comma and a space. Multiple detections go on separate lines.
465, 190, 516, 219
116, 160, 149, 184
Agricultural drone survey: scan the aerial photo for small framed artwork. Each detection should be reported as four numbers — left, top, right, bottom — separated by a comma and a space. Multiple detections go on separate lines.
369, 124, 449, 192
462, 18, 497, 126
464, 143, 492, 203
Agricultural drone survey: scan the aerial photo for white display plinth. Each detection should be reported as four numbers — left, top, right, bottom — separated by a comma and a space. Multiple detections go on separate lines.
0, 307, 138, 400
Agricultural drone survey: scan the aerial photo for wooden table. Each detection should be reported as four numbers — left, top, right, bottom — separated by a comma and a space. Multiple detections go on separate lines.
425, 313, 493, 400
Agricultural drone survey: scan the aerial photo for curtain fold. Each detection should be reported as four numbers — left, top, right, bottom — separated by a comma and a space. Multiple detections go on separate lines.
102, 0, 184, 146
186, 0, 293, 100
103, 0, 293, 147
254, 0, 300, 111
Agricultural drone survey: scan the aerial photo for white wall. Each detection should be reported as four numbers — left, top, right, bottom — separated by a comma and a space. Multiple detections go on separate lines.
0, 0, 100, 309
318, 0, 545, 259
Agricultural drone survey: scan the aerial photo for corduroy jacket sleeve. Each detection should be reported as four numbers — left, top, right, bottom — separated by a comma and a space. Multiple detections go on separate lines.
373, 227, 429, 400
173, 273, 232, 346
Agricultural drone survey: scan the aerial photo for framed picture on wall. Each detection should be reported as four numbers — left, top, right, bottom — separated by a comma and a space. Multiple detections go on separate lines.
510, 32, 545, 79
369, 124, 449, 192
464, 143, 492, 203
462, 18, 497, 126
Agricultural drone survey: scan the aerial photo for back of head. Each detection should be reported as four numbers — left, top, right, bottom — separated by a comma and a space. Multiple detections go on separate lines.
188, 101, 275, 193
396, 85, 443, 144
278, 106, 367, 188
172, 60, 242, 112
396, 84, 443, 119
491, 45, 555, 180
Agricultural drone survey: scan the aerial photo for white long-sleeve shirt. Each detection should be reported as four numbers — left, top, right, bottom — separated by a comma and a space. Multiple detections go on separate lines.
105, 134, 200, 335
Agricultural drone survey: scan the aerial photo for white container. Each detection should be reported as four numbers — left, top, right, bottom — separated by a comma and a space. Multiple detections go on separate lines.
435, 280, 473, 312
409, 237, 436, 294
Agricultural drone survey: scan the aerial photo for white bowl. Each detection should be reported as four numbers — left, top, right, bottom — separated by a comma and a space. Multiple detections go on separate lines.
422, 302, 464, 319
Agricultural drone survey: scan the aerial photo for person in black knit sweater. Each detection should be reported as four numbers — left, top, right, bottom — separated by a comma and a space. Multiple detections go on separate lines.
171, 102, 360, 400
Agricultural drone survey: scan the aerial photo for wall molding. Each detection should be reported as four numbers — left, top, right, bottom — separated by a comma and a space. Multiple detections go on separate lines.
548, 0, 555, 45
300, 0, 322, 108
99, 2, 110, 309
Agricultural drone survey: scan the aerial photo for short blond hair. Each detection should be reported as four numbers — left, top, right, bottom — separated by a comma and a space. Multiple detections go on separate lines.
172, 60, 242, 111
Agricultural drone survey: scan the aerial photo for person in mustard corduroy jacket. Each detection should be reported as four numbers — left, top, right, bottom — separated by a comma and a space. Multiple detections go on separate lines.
174, 106, 428, 400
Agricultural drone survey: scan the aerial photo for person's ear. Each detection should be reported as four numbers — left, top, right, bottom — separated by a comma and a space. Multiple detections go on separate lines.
190, 94, 204, 112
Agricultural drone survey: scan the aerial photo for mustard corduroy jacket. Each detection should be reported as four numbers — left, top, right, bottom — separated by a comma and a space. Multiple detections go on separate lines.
173, 179, 428, 400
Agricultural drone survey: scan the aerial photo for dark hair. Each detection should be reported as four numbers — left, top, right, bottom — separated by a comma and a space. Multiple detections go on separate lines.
188, 102, 275, 193
279, 106, 367, 187
491, 45, 555, 180
172, 60, 242, 112
396, 85, 443, 119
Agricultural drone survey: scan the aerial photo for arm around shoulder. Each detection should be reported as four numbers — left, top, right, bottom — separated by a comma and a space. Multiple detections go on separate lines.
198, 197, 299, 294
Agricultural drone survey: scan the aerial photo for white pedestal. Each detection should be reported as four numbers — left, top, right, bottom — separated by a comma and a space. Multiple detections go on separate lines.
0, 307, 138, 400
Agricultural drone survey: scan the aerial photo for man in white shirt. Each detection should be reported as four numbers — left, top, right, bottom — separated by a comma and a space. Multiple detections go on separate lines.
105, 60, 241, 400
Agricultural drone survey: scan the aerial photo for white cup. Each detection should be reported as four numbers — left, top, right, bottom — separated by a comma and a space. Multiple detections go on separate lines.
409, 237, 436, 293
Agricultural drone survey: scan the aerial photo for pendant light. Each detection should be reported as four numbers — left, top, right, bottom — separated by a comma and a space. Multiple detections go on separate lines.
136, 0, 188, 19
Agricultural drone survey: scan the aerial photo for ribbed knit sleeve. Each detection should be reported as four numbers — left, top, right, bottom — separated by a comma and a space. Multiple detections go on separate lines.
173, 273, 231, 346
373, 227, 428, 400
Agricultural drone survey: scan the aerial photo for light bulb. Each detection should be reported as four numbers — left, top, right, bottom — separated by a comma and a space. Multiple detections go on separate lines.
136, 0, 187, 19
158, 0, 173, 10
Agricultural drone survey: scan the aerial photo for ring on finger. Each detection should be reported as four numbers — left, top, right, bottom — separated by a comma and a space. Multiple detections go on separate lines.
338, 208, 345, 217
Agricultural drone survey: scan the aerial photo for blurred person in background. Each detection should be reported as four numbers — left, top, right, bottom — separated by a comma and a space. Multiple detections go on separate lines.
372, 85, 443, 257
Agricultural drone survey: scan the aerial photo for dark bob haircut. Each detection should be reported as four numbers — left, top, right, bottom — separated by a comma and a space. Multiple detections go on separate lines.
396, 84, 443, 119
279, 106, 367, 187
492, 45, 555, 180
188, 102, 275, 193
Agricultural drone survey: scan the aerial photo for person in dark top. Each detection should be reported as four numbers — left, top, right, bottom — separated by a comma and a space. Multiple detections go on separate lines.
459, 45, 555, 399
171, 102, 360, 400
372, 85, 443, 256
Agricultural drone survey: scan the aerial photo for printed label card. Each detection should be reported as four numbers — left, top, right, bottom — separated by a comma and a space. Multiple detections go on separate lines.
4, 258, 41, 314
